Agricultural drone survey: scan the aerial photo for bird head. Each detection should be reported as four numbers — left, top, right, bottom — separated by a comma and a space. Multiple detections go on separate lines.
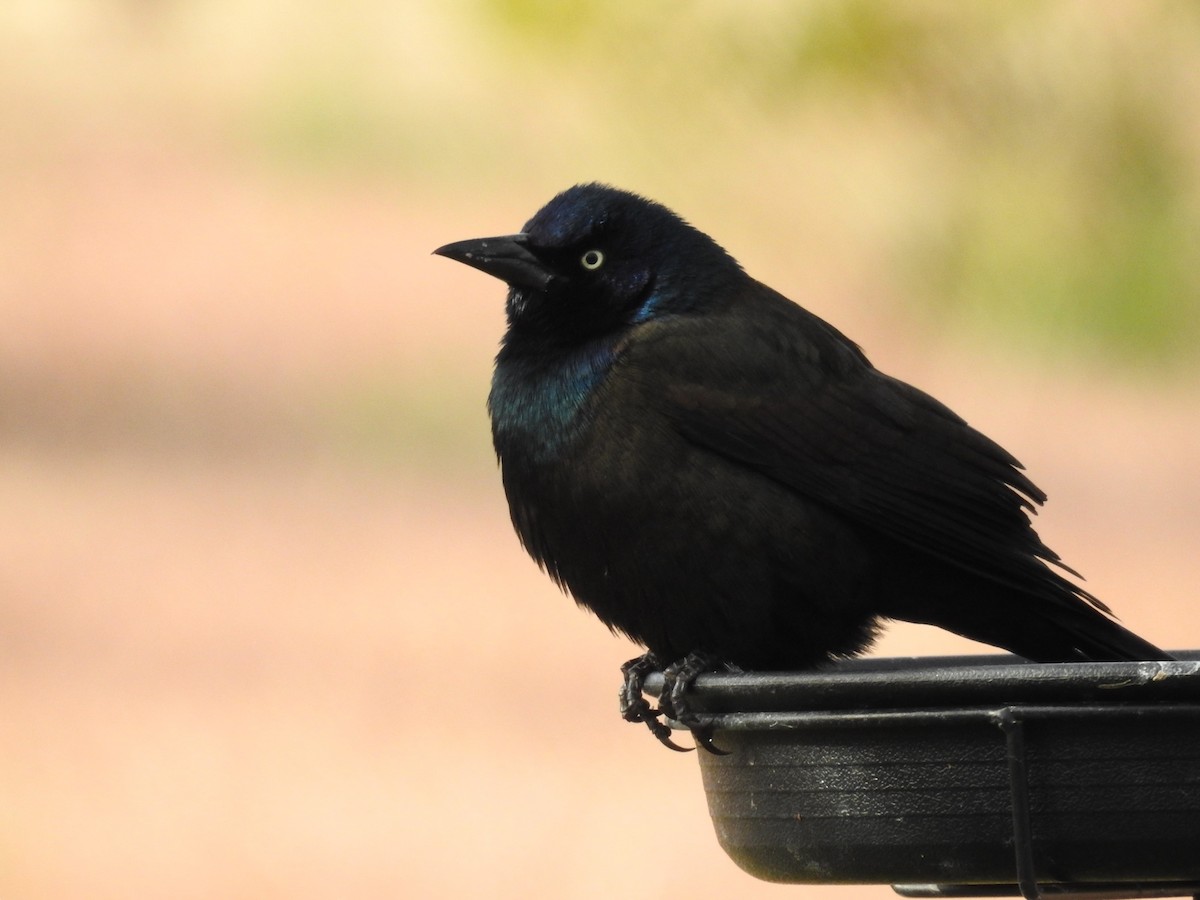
434, 184, 742, 345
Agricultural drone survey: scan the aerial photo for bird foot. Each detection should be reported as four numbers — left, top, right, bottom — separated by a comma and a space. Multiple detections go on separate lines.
620, 652, 692, 752
660, 651, 728, 755
619, 651, 728, 755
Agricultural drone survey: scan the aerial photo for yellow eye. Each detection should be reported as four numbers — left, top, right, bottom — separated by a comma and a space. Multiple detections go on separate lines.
580, 249, 604, 270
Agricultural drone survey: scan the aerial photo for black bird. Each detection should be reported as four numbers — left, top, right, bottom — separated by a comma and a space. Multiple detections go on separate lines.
434, 183, 1169, 750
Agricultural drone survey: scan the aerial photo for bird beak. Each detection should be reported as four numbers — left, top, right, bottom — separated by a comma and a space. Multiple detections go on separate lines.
433, 233, 556, 292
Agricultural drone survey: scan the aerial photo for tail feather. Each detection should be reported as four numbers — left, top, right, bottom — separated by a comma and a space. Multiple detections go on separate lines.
1023, 600, 1172, 663
892, 580, 1170, 663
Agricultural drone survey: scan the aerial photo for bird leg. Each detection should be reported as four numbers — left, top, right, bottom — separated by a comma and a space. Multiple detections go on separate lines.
619, 652, 692, 752
660, 651, 728, 756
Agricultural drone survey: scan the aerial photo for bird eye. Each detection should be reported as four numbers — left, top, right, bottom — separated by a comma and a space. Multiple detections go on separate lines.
580, 249, 604, 271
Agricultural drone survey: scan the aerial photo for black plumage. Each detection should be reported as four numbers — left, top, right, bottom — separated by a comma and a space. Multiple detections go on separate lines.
435, 184, 1168, 745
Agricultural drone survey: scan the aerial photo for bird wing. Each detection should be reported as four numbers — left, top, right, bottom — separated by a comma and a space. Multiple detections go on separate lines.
648, 308, 1105, 612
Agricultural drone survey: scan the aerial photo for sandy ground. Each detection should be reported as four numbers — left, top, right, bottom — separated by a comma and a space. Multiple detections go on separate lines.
0, 145, 1197, 899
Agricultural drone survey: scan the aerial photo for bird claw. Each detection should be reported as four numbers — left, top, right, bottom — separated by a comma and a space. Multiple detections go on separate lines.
661, 651, 729, 755
619, 651, 728, 754
619, 652, 692, 751
691, 724, 727, 755
643, 711, 696, 753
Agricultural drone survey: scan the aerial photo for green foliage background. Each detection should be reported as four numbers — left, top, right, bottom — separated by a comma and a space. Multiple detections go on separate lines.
3, 0, 1198, 461
466, 1, 1200, 367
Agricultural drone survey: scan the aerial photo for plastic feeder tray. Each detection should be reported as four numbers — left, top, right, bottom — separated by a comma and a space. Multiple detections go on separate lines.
645, 653, 1200, 900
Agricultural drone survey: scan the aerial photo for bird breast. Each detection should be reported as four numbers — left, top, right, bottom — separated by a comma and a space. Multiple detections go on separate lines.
489, 340, 619, 464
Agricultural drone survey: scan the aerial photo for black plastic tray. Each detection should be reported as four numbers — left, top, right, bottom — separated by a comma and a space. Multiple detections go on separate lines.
645, 654, 1200, 899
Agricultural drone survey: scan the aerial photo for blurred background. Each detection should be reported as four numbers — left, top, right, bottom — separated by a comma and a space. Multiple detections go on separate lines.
1, 1, 1198, 898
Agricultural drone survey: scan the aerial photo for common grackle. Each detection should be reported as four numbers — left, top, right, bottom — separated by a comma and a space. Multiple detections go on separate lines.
434, 184, 1169, 751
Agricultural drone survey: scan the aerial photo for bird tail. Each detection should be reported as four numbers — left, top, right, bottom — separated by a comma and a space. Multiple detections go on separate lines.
895, 581, 1171, 663
1024, 599, 1171, 662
